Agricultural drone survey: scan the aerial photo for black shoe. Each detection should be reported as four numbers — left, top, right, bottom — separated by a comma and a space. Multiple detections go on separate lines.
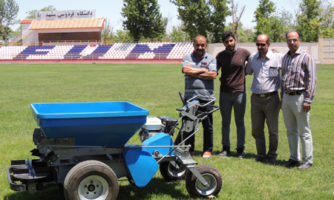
219, 150, 230, 157
285, 159, 300, 168
236, 147, 245, 159
297, 163, 313, 170
255, 156, 266, 162
219, 146, 230, 157
237, 152, 245, 159
267, 157, 277, 164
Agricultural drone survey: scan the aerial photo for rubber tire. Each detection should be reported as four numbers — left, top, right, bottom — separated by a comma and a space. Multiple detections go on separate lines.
63, 160, 119, 200
159, 161, 186, 181
185, 164, 222, 198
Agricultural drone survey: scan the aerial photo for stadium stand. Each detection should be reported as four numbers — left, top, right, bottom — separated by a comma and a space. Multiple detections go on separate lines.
3, 10, 195, 62
0, 42, 194, 62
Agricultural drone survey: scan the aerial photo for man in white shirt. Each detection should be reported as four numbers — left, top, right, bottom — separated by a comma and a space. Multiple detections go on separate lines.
246, 34, 282, 163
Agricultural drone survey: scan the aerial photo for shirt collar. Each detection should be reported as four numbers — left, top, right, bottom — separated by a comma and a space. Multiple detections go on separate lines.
288, 47, 302, 56
192, 52, 207, 61
256, 50, 273, 60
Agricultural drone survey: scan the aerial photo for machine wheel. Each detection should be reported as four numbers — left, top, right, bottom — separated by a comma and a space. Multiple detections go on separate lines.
63, 160, 119, 200
185, 164, 222, 198
159, 160, 186, 181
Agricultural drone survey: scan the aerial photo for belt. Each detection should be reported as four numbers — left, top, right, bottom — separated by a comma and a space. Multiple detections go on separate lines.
253, 91, 277, 98
285, 90, 304, 95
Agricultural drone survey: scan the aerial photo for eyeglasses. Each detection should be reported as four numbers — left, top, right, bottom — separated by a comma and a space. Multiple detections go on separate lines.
287, 39, 298, 43
256, 43, 266, 47
195, 44, 206, 47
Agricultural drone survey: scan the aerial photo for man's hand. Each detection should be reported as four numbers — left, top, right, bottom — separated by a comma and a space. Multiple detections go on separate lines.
303, 102, 311, 112
183, 65, 208, 78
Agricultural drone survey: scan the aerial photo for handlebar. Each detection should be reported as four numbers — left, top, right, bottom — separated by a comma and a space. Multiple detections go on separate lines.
197, 105, 220, 121
179, 92, 216, 107
176, 92, 220, 120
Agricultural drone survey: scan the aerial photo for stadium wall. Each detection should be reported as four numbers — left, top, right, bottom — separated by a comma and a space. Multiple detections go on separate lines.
209, 38, 334, 63
319, 38, 334, 63
209, 42, 320, 62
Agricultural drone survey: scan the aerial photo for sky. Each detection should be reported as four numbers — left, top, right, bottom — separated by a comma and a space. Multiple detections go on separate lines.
14, 0, 301, 32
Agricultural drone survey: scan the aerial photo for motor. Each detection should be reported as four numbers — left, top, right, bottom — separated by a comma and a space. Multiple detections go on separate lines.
139, 116, 178, 142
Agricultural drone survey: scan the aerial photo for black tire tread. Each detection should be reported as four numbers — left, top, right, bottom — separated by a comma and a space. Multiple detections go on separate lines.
185, 164, 222, 198
159, 161, 186, 181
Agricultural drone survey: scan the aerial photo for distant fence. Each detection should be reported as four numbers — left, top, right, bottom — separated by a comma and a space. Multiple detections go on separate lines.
319, 38, 334, 63
209, 38, 334, 64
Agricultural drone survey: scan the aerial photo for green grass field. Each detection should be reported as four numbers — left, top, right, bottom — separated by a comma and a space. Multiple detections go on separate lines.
1, 63, 333, 200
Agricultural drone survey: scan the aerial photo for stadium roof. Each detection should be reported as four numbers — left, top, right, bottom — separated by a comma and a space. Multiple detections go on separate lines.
22, 18, 105, 30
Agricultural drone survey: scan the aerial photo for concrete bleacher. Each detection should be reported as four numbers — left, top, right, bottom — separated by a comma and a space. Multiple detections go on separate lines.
0, 42, 194, 62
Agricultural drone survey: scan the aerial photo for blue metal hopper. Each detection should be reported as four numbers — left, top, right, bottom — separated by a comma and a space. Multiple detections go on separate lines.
31, 102, 149, 147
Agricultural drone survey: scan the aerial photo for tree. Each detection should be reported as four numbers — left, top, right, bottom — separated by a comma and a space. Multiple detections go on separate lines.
230, 0, 245, 41
319, 1, 334, 38
253, 0, 289, 42
236, 25, 255, 42
272, 10, 294, 42
101, 20, 113, 44
0, 0, 19, 43
254, 0, 275, 40
208, 0, 230, 42
171, 0, 230, 42
296, 0, 321, 42
112, 30, 133, 42
122, 0, 167, 42
168, 25, 190, 42
26, 5, 56, 19
171, 0, 209, 40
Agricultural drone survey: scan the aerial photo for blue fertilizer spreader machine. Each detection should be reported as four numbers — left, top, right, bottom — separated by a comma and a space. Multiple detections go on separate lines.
7, 94, 222, 200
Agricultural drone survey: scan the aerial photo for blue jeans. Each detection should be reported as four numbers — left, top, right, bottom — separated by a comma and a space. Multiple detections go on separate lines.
219, 92, 246, 150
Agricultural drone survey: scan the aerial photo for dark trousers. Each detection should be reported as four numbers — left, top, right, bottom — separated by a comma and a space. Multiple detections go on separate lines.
219, 92, 246, 150
175, 101, 214, 153
251, 93, 280, 158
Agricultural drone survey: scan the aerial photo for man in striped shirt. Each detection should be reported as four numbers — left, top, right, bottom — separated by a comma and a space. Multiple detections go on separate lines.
281, 31, 317, 170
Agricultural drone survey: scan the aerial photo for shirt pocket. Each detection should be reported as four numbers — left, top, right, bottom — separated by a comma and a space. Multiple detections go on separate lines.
269, 66, 279, 78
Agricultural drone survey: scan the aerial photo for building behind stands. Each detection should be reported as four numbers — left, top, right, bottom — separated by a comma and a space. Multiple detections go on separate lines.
21, 9, 104, 45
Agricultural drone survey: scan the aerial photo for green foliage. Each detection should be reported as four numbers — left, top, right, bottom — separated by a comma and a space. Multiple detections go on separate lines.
0, 0, 18, 43
224, 22, 255, 42
238, 27, 255, 42
319, 1, 334, 38
254, 0, 294, 42
270, 10, 294, 42
101, 20, 113, 44
296, 0, 321, 42
171, 0, 230, 42
253, 0, 276, 41
208, 0, 230, 42
122, 0, 167, 42
112, 30, 134, 42
168, 26, 190, 42
171, 0, 209, 40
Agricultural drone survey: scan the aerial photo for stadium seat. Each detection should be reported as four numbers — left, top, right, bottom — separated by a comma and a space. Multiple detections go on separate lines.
0, 42, 193, 61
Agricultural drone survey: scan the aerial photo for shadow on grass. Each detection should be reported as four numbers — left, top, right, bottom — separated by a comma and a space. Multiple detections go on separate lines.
118, 177, 190, 200
4, 178, 191, 200
212, 150, 289, 167
4, 185, 65, 200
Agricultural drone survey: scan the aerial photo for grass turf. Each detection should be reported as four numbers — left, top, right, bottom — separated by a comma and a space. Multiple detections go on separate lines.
0, 63, 333, 200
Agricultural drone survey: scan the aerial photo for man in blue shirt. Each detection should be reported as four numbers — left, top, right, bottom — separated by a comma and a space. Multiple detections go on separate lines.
180, 35, 217, 158
246, 34, 282, 163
